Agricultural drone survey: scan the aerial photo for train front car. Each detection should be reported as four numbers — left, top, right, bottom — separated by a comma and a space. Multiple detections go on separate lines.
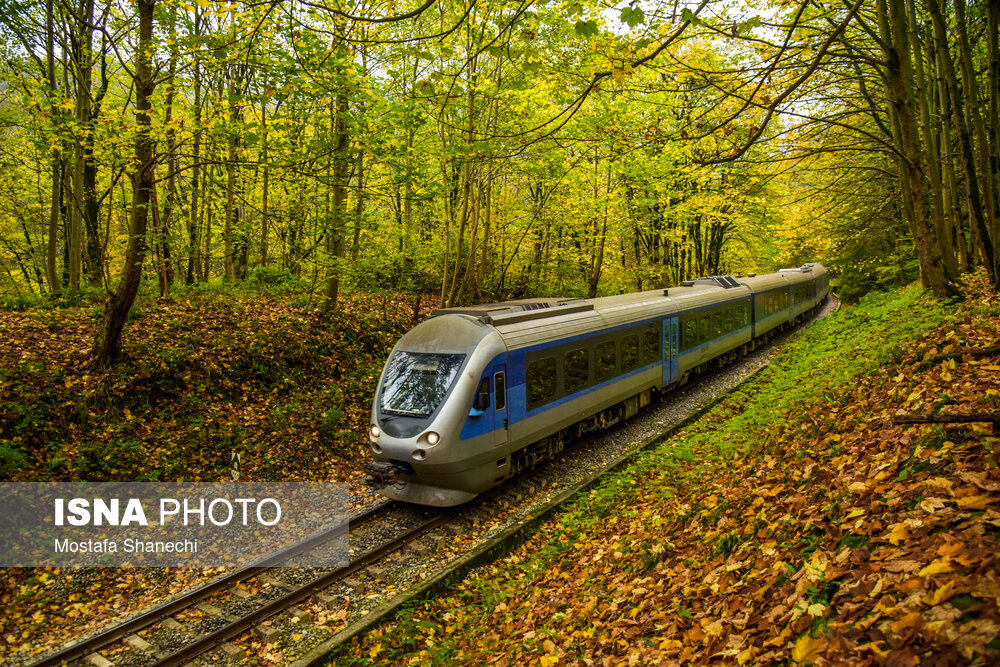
363, 313, 507, 506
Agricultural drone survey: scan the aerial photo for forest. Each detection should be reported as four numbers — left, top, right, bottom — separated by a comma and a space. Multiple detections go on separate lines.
2, 2, 999, 662
0, 0, 998, 367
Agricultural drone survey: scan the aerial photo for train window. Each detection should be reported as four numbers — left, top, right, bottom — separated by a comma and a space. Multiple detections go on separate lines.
472, 378, 490, 412
683, 321, 697, 350
494, 372, 506, 411
526, 357, 557, 406
380, 351, 466, 418
699, 317, 710, 344
565, 348, 589, 392
712, 312, 722, 337
643, 328, 660, 361
622, 335, 639, 370
724, 309, 733, 333
596, 341, 616, 381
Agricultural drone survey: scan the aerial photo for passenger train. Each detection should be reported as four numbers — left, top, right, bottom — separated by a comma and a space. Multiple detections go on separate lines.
364, 264, 829, 506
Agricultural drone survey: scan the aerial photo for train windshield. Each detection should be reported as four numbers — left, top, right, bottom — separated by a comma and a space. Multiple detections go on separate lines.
380, 352, 466, 418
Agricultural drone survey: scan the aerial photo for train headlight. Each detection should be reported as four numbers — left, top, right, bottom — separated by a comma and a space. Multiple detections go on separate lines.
425, 431, 440, 446
369, 424, 381, 441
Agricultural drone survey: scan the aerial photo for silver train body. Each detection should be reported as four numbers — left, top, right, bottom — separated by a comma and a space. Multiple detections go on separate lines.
364, 264, 829, 506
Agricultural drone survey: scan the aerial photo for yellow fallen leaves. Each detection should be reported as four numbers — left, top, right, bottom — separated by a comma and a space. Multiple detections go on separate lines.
919, 559, 953, 577
924, 580, 957, 606
955, 494, 992, 509
791, 634, 826, 663
887, 522, 910, 545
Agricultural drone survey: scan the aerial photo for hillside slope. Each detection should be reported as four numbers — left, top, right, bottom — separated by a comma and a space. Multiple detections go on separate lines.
0, 291, 430, 482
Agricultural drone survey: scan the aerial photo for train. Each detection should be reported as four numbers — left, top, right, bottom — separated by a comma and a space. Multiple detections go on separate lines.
363, 264, 829, 506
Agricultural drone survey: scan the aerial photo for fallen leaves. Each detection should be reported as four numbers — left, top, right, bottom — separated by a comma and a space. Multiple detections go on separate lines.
341, 276, 1000, 665
0, 291, 437, 661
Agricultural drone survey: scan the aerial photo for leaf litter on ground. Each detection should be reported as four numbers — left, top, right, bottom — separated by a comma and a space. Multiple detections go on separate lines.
0, 289, 435, 662
344, 274, 1000, 666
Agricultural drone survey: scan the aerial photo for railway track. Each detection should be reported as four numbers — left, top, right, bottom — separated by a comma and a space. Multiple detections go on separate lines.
28, 499, 456, 667
28, 299, 839, 667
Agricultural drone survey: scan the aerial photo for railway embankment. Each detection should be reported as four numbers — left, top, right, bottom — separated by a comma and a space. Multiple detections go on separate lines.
339, 275, 1000, 665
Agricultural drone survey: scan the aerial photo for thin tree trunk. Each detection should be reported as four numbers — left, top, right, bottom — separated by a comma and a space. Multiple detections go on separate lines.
187, 35, 202, 284
44, 0, 60, 294
954, 0, 997, 283
224, 100, 238, 282
350, 148, 364, 261
160, 18, 177, 287
323, 81, 349, 310
909, 0, 956, 275
69, 0, 95, 291
986, 0, 1000, 278
151, 184, 169, 297
927, 0, 994, 279
446, 92, 475, 306
880, 0, 951, 297
91, 0, 156, 367
259, 93, 270, 268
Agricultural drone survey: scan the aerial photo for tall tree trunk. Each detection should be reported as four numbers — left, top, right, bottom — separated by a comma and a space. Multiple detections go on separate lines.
350, 45, 367, 262
350, 150, 364, 261
259, 92, 270, 268
83, 43, 108, 287
323, 81, 349, 310
954, 0, 997, 283
986, 0, 1000, 277
224, 94, 238, 282
91, 0, 156, 367
203, 169, 213, 282
879, 0, 951, 297
44, 0, 61, 294
151, 185, 170, 297
68, 0, 95, 291
159, 18, 177, 288
927, 0, 995, 279
909, 0, 956, 276
402, 56, 417, 261
446, 56, 477, 308
588, 154, 611, 298
187, 29, 202, 284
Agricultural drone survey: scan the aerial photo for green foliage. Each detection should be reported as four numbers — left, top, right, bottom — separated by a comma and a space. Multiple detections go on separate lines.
243, 267, 307, 294
0, 295, 36, 312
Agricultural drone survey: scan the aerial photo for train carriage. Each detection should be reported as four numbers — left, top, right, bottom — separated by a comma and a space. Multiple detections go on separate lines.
365, 264, 829, 506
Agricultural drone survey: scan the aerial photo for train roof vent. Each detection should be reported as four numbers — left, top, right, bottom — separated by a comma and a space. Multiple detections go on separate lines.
747, 273, 757, 277
692, 275, 742, 289
430, 298, 594, 325
680, 280, 695, 287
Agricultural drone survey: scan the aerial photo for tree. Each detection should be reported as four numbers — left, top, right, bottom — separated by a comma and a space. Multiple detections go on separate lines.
90, 0, 156, 367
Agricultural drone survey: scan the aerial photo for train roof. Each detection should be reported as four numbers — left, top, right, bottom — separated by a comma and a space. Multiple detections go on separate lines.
431, 278, 748, 351
425, 265, 826, 352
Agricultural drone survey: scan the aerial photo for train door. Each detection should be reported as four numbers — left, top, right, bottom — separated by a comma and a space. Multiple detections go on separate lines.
493, 365, 508, 448
663, 318, 679, 386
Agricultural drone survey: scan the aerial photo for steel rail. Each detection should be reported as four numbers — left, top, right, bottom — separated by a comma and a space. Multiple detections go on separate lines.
29, 501, 394, 667
150, 507, 462, 667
